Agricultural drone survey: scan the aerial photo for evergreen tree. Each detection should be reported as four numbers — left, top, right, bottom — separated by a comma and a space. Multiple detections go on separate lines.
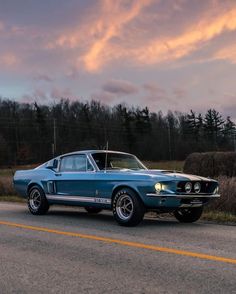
203, 109, 225, 148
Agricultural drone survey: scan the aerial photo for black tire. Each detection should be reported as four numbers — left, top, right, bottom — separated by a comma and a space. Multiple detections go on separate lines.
84, 207, 103, 214
112, 188, 145, 227
174, 206, 203, 223
28, 185, 49, 215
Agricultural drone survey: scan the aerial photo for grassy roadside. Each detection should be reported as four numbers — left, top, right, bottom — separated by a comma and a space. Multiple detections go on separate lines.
0, 196, 25, 203
202, 211, 236, 224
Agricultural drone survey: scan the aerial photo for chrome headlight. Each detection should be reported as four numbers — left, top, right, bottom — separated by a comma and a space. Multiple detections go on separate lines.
194, 182, 201, 193
155, 183, 162, 194
185, 182, 192, 194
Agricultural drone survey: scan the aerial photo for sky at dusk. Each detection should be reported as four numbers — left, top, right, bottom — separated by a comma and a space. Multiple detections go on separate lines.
1, 0, 236, 118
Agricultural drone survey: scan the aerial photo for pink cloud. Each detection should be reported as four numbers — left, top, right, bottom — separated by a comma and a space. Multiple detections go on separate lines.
0, 52, 19, 67
21, 87, 76, 104
143, 83, 168, 102
102, 79, 139, 96
0, 21, 4, 31
33, 74, 53, 82
172, 87, 187, 100
50, 87, 74, 100
91, 91, 116, 104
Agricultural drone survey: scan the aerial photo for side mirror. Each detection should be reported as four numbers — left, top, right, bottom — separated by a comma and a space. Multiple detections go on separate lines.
46, 159, 58, 170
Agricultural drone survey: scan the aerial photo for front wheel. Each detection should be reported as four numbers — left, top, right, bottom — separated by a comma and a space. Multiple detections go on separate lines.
112, 188, 145, 226
28, 186, 49, 215
174, 206, 203, 223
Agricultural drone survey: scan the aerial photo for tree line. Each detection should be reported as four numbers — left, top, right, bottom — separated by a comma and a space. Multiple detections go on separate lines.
0, 98, 235, 165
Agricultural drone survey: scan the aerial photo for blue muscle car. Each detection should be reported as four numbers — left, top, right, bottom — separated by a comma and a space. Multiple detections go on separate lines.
13, 150, 220, 226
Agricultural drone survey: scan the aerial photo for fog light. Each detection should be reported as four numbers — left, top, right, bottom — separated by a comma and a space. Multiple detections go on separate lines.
185, 182, 192, 193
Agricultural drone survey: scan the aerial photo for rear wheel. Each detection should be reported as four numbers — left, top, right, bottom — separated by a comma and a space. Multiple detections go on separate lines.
112, 188, 145, 226
28, 186, 49, 215
84, 207, 103, 214
174, 206, 203, 223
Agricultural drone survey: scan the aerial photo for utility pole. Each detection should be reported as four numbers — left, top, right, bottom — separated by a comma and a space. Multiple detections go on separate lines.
234, 131, 236, 152
168, 121, 172, 161
52, 119, 57, 157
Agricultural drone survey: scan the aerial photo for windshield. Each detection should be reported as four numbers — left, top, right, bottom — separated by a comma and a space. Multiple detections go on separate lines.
91, 152, 147, 171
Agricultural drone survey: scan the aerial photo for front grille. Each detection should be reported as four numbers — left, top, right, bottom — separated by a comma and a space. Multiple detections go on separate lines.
177, 181, 216, 194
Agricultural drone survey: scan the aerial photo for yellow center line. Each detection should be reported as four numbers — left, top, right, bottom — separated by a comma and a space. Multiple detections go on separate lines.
0, 220, 236, 265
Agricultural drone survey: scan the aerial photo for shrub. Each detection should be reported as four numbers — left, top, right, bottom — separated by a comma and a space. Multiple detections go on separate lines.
183, 152, 236, 177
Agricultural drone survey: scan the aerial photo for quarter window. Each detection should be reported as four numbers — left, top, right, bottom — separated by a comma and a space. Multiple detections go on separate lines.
60, 155, 93, 172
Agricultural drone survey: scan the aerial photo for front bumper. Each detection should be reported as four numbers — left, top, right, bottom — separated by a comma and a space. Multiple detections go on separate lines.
146, 193, 220, 198
145, 193, 220, 208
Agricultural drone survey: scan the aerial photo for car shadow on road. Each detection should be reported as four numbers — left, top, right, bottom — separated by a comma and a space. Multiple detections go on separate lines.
45, 208, 202, 228
2, 204, 203, 229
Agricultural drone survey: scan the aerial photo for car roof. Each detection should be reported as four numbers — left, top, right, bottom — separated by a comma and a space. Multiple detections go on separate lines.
59, 150, 133, 158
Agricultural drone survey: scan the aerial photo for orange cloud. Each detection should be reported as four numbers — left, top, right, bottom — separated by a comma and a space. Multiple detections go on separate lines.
214, 44, 236, 63
81, 0, 154, 72
0, 53, 19, 67
46, 1, 236, 72
136, 6, 236, 64
48, 0, 153, 71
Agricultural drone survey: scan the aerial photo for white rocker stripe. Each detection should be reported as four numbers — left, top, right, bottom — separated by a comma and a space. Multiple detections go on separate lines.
46, 194, 111, 204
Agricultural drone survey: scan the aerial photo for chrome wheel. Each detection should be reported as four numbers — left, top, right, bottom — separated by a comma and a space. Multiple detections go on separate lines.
29, 189, 41, 210
116, 194, 134, 220
113, 188, 145, 226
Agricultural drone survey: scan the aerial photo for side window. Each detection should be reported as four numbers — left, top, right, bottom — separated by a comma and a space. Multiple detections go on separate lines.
60, 155, 93, 172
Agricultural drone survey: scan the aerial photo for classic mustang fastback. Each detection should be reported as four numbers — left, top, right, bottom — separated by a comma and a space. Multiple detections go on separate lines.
13, 150, 220, 226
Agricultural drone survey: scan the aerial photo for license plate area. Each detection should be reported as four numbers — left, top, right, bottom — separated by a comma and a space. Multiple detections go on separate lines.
181, 198, 203, 205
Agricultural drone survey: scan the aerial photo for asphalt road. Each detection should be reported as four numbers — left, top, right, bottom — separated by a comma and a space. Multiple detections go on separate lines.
0, 202, 235, 294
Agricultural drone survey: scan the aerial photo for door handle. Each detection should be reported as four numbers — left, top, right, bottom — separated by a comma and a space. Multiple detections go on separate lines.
55, 173, 62, 176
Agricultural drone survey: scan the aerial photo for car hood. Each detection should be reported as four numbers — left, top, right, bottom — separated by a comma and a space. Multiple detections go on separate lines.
148, 170, 213, 181
105, 169, 214, 182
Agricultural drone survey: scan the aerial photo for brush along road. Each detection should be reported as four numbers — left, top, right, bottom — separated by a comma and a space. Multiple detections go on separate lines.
0, 202, 235, 293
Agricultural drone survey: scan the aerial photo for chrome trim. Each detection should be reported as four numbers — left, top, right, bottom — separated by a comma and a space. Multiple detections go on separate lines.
87, 153, 99, 171
176, 194, 220, 199
146, 193, 220, 198
180, 203, 203, 208
46, 194, 111, 204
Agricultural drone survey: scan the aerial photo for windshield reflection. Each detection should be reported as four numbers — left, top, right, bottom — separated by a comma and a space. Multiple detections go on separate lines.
91, 152, 147, 171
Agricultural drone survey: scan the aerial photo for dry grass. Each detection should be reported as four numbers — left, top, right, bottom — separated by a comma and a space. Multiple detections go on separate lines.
0, 164, 38, 177
0, 195, 25, 202
0, 164, 37, 197
202, 211, 236, 224
206, 176, 236, 214
0, 175, 15, 196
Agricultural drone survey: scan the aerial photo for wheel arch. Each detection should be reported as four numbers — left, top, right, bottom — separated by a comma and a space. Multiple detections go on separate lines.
111, 185, 144, 205
27, 182, 44, 195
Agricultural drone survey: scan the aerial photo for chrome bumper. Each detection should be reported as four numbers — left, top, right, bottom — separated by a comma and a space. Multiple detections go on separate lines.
146, 193, 220, 198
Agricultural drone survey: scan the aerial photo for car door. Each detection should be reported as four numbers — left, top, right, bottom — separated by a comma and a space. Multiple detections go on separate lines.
53, 154, 96, 203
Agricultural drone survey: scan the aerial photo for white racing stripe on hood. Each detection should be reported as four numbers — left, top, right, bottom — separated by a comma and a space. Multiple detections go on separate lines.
163, 172, 211, 182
